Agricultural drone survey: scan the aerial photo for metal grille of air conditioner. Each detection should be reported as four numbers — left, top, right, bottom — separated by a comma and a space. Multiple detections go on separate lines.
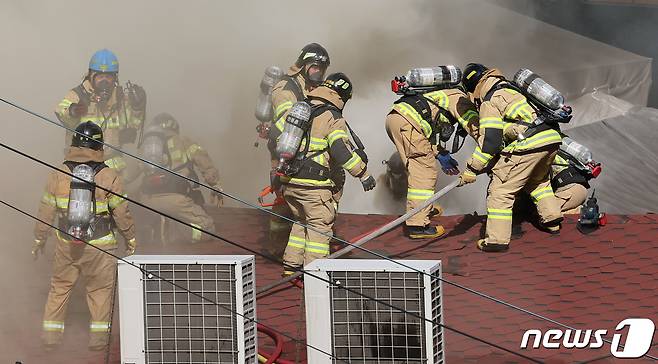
304, 259, 444, 364
118, 255, 257, 364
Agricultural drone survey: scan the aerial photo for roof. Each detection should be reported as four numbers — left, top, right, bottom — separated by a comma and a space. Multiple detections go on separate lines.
3, 207, 656, 363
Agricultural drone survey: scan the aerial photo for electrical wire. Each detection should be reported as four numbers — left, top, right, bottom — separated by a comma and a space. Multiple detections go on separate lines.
1, 96, 644, 353
0, 141, 543, 363
0, 198, 344, 364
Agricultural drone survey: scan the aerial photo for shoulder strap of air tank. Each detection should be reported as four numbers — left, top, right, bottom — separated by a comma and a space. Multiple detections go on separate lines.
482, 77, 510, 103
394, 94, 433, 123
282, 75, 305, 101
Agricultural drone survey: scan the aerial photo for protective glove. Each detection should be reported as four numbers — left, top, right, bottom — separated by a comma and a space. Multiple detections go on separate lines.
436, 151, 460, 175
209, 185, 224, 207
127, 84, 147, 110
360, 174, 376, 192
31, 239, 45, 260
458, 167, 478, 187
125, 238, 136, 256
69, 102, 88, 118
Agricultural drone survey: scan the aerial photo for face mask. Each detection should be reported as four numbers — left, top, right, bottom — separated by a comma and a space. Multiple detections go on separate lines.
306, 64, 326, 86
93, 77, 115, 103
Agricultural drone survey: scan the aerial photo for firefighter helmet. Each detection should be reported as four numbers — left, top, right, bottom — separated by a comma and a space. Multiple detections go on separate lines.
152, 112, 180, 133
71, 121, 104, 150
89, 49, 119, 73
295, 43, 330, 86
322, 72, 353, 103
462, 63, 489, 93
295, 43, 330, 69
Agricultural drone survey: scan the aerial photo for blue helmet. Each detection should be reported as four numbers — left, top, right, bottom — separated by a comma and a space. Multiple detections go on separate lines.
89, 49, 119, 73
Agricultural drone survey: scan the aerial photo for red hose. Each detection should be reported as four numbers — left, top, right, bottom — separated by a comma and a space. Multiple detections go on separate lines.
257, 323, 284, 364
258, 322, 299, 364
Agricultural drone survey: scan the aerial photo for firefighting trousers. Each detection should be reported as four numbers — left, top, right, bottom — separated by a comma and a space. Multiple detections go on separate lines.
42, 241, 117, 348
282, 185, 336, 269
385, 113, 439, 227
141, 193, 215, 242
486, 147, 562, 245
555, 183, 588, 215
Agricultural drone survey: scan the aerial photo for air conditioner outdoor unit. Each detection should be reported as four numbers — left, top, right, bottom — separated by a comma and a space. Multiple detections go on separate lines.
118, 255, 257, 364
305, 259, 444, 364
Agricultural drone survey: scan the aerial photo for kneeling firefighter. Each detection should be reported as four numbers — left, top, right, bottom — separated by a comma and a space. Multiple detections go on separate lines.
139, 113, 223, 243
460, 64, 570, 252
386, 65, 480, 239
551, 137, 602, 214
258, 43, 332, 257
32, 121, 137, 350
275, 73, 375, 274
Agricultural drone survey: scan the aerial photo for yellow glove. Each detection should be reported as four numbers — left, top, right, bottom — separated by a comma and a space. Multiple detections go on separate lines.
32, 239, 45, 260
209, 185, 224, 208
458, 167, 477, 187
126, 238, 136, 256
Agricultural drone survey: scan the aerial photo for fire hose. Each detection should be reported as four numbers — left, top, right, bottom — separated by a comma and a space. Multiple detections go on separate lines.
257, 323, 296, 364
256, 180, 460, 295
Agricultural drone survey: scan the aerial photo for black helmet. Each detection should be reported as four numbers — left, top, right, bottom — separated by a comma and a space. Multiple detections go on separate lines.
462, 63, 489, 93
71, 121, 104, 150
152, 112, 179, 133
295, 43, 330, 86
322, 72, 353, 103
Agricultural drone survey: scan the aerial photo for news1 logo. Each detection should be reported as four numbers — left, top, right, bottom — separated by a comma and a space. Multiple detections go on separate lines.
521, 318, 656, 358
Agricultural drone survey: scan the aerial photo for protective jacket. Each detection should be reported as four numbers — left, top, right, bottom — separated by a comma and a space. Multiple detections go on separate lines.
55, 79, 145, 171
467, 69, 562, 172
391, 87, 479, 158
281, 86, 368, 187
271, 66, 309, 126
34, 147, 135, 248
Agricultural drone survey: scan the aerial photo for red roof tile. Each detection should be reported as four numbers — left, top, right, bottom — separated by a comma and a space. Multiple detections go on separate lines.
3, 207, 657, 363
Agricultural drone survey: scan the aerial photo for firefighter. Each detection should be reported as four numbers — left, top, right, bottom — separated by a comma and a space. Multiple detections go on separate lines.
265, 43, 331, 257
138, 113, 223, 243
551, 138, 600, 214
279, 73, 375, 274
459, 63, 563, 252
385, 71, 480, 239
31, 122, 137, 351
55, 49, 146, 175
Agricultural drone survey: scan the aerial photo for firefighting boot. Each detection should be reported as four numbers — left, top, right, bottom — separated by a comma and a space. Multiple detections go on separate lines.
476, 238, 509, 252
540, 217, 563, 235
404, 224, 446, 240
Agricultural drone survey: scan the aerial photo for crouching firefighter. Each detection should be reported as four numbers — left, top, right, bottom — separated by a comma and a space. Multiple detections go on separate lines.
386, 65, 480, 239
261, 43, 332, 257
274, 73, 375, 274
460, 63, 570, 252
551, 136, 602, 214
31, 121, 137, 351
138, 113, 223, 243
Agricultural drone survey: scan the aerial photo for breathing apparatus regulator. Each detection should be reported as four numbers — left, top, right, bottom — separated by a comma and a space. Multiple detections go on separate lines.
67, 164, 96, 240
391, 65, 468, 153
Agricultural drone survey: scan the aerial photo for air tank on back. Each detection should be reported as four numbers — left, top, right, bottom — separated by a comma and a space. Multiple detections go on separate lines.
67, 164, 95, 239
255, 66, 284, 122
406, 65, 462, 88
560, 137, 593, 165
141, 132, 167, 172
276, 101, 313, 163
513, 68, 565, 111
